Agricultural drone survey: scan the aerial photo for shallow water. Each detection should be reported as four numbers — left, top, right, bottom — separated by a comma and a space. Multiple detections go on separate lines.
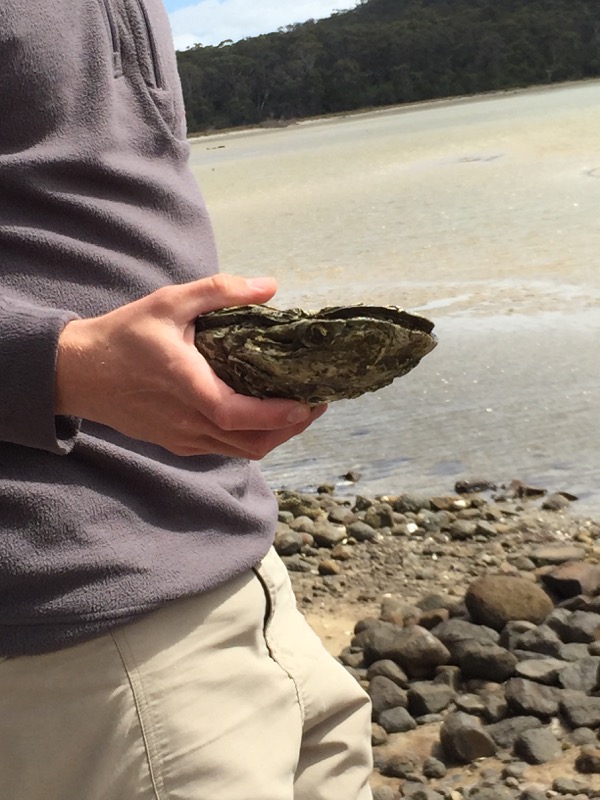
190, 82, 600, 516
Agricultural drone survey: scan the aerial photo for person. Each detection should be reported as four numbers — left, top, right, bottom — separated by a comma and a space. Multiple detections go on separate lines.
0, 1, 373, 798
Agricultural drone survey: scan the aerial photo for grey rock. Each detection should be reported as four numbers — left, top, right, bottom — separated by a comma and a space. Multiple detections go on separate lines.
346, 520, 378, 542
570, 727, 598, 746
560, 692, 600, 729
368, 675, 408, 720
553, 775, 594, 792
402, 787, 445, 800
515, 657, 569, 685
367, 659, 409, 688
432, 619, 499, 661
514, 726, 562, 764
542, 493, 573, 512
466, 787, 515, 800
407, 682, 456, 716
364, 503, 395, 529
511, 625, 564, 659
449, 520, 478, 540
361, 624, 451, 677
274, 524, 304, 556
505, 678, 563, 718
440, 712, 496, 763
378, 751, 419, 778
312, 520, 347, 547
378, 706, 417, 733
542, 561, 600, 599
530, 544, 586, 566
566, 612, 600, 644
457, 642, 517, 683
392, 493, 432, 513
500, 621, 538, 651
486, 716, 543, 749
422, 757, 447, 779
558, 656, 600, 692
575, 746, 600, 774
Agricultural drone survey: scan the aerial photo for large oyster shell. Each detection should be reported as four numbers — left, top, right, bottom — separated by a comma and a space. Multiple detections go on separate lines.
194, 304, 437, 404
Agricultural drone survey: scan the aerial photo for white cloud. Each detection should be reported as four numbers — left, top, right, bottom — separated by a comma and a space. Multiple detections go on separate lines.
169, 0, 359, 50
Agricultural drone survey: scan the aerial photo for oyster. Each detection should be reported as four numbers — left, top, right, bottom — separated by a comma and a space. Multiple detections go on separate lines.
194, 304, 437, 404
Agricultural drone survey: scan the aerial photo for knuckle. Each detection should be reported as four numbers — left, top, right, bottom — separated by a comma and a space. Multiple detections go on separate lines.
211, 404, 234, 431
148, 285, 174, 314
208, 273, 236, 297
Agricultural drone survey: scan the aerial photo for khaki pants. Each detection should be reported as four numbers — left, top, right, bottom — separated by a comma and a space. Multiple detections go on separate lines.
0, 548, 373, 799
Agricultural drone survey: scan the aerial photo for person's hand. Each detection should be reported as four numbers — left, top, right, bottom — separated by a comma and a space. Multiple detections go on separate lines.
55, 274, 326, 458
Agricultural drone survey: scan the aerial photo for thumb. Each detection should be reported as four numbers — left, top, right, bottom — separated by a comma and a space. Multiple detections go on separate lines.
162, 274, 278, 325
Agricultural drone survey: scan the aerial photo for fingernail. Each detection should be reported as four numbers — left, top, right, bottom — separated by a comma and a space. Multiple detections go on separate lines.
287, 405, 311, 424
246, 276, 275, 291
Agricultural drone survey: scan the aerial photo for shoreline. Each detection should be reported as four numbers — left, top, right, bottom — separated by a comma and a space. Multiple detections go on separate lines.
188, 77, 600, 144
279, 481, 600, 797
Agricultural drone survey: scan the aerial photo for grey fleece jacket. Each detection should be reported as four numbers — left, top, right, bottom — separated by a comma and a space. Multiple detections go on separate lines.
0, 0, 277, 655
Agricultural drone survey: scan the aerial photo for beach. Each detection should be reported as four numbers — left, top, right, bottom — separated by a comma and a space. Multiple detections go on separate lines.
189, 80, 600, 516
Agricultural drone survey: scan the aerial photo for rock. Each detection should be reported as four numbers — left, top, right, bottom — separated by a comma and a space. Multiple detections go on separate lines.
457, 642, 518, 683
368, 675, 408, 720
327, 504, 355, 525
367, 659, 410, 688
504, 678, 562, 718
378, 752, 420, 779
364, 503, 395, 529
541, 561, 600, 599
407, 682, 456, 716
371, 722, 388, 747
422, 756, 447, 779
318, 559, 342, 576
312, 521, 347, 548
465, 575, 554, 630
515, 658, 569, 685
557, 656, 600, 692
432, 619, 499, 661
569, 727, 598, 746
542, 493, 573, 512
402, 787, 445, 800
448, 520, 478, 540
346, 520, 378, 542
530, 544, 586, 566
455, 479, 497, 494
514, 726, 562, 763
378, 706, 417, 733
553, 775, 594, 793
565, 611, 600, 644
467, 789, 515, 800
560, 692, 600, 729
274, 523, 304, 555
361, 624, 451, 677
277, 490, 323, 520
486, 716, 543, 749
575, 746, 600, 774
440, 712, 497, 763
392, 493, 432, 513
511, 625, 564, 659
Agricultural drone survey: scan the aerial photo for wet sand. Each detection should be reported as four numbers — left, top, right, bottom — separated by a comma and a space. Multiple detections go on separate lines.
190, 81, 600, 516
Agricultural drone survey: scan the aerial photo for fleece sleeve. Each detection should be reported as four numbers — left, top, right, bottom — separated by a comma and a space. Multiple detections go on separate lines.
0, 293, 81, 454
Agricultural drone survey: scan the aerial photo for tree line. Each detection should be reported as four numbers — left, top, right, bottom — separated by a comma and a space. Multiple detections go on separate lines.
175, 0, 600, 134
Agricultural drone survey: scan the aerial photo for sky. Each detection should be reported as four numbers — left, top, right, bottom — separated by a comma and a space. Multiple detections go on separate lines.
164, 0, 360, 51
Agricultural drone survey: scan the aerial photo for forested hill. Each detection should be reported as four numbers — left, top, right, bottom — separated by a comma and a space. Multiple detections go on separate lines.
175, 0, 600, 134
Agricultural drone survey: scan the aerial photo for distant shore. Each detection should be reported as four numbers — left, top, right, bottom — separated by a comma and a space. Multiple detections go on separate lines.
188, 77, 600, 143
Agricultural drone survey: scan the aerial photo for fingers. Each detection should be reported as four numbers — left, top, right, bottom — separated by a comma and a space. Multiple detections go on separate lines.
172, 404, 328, 459
155, 274, 278, 325
181, 354, 324, 433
